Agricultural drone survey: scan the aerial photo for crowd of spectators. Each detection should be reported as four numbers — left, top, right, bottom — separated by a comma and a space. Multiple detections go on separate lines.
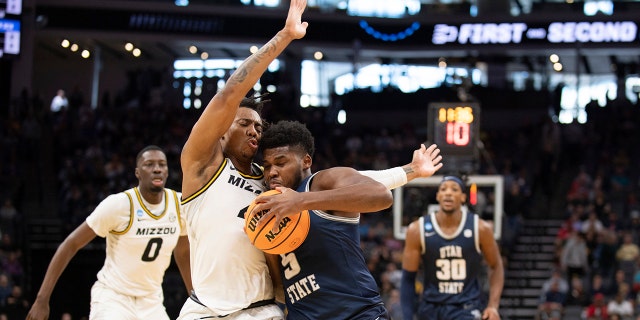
537, 93, 640, 319
2, 66, 640, 319
1, 87, 34, 318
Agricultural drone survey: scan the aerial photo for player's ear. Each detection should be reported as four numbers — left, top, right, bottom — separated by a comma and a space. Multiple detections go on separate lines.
135, 168, 140, 180
302, 153, 312, 170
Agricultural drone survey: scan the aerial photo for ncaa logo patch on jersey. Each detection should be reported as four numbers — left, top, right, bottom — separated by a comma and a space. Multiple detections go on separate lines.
169, 213, 176, 222
464, 229, 472, 238
424, 222, 434, 232
136, 209, 144, 217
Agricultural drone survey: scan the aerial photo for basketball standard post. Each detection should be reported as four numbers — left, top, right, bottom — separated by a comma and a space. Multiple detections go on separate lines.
392, 174, 504, 240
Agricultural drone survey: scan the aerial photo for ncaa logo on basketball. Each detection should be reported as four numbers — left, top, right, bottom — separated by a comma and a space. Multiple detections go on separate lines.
265, 217, 292, 242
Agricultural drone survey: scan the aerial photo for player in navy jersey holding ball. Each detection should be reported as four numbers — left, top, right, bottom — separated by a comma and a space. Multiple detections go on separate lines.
250, 120, 444, 319
401, 175, 504, 320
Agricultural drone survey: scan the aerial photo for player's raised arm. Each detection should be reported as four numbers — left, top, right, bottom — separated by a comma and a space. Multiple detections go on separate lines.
180, 0, 308, 196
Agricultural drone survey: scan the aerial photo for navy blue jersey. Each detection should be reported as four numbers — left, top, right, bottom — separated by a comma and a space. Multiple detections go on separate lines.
420, 210, 483, 305
280, 174, 385, 320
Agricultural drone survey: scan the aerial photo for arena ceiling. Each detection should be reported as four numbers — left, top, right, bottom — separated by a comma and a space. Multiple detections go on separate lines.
32, 0, 640, 77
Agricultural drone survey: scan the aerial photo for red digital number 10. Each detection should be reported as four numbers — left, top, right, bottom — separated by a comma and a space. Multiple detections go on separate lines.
446, 122, 470, 146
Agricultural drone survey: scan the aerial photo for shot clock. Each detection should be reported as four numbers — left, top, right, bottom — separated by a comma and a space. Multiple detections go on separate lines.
428, 102, 480, 157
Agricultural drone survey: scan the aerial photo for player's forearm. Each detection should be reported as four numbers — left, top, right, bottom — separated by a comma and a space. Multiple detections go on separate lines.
222, 30, 295, 100
174, 236, 193, 293
265, 254, 285, 303
300, 184, 393, 213
36, 243, 80, 300
487, 266, 504, 310
401, 270, 417, 320
359, 167, 408, 190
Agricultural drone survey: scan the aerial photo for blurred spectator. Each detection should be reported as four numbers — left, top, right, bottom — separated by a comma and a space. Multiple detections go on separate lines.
588, 273, 609, 298
542, 269, 570, 297
581, 210, 604, 235
627, 210, 640, 244
583, 293, 608, 320
603, 209, 624, 234
538, 114, 561, 197
569, 273, 587, 306
381, 262, 402, 291
0, 198, 18, 237
536, 269, 568, 320
561, 231, 589, 304
567, 167, 592, 203
609, 269, 632, 301
555, 209, 581, 262
0, 234, 17, 255
0, 274, 11, 307
606, 283, 634, 320
504, 180, 527, 217
609, 162, 631, 218
50, 89, 68, 114
616, 233, 640, 284
590, 229, 618, 281
385, 288, 403, 320
0, 285, 29, 319
1, 251, 24, 285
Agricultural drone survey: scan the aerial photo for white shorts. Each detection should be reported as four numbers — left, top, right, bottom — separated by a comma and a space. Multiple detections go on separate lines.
89, 281, 170, 320
177, 297, 284, 320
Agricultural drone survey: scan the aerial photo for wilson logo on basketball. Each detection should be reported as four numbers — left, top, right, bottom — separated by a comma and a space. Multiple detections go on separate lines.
247, 209, 269, 232
265, 217, 292, 242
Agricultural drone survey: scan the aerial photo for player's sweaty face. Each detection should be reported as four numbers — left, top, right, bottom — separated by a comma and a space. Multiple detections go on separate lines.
137, 150, 169, 191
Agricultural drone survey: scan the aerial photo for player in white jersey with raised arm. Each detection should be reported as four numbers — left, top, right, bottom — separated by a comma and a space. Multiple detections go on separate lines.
174, 0, 309, 318
27, 145, 185, 320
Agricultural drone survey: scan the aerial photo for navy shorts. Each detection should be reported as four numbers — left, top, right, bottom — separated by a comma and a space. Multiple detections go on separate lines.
417, 301, 483, 320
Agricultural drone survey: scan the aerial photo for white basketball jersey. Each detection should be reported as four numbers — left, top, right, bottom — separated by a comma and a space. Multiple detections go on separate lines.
181, 158, 273, 315
86, 187, 184, 297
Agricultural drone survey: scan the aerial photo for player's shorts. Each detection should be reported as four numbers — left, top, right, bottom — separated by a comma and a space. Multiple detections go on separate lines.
89, 281, 169, 320
417, 300, 483, 320
350, 302, 393, 320
177, 295, 284, 320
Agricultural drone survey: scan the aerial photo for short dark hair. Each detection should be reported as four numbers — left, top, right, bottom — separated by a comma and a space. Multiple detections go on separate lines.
440, 175, 468, 194
260, 120, 314, 157
239, 93, 269, 115
136, 145, 164, 164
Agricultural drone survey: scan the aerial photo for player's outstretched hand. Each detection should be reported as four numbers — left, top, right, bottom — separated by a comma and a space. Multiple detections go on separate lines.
410, 143, 443, 178
283, 0, 308, 40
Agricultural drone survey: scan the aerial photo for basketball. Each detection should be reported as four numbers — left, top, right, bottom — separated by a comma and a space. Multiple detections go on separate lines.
244, 190, 310, 254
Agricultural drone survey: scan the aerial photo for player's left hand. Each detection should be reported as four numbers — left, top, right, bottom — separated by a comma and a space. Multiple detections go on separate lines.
482, 307, 500, 320
410, 143, 443, 177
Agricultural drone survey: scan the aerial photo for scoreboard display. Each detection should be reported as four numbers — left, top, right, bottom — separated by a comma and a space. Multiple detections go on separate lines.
0, 0, 21, 58
428, 102, 480, 157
